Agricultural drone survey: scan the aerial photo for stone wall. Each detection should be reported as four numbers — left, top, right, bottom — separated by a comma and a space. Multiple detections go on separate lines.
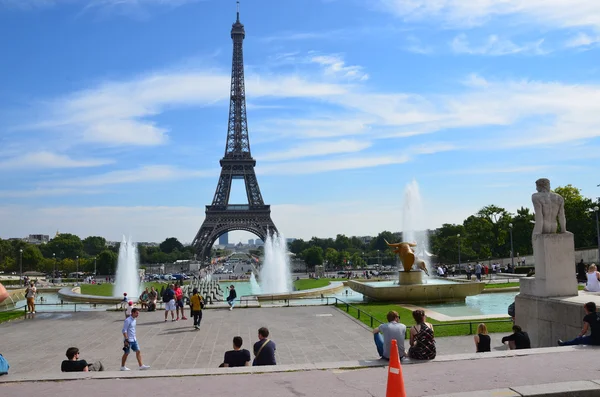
515, 294, 594, 348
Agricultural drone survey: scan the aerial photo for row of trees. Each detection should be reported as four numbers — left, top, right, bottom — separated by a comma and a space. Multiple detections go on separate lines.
1, 184, 597, 274
0, 235, 198, 276
291, 184, 599, 269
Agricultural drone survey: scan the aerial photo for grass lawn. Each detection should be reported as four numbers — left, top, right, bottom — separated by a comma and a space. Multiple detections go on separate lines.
0, 311, 24, 324
293, 278, 336, 291
80, 281, 171, 297
335, 302, 513, 337
484, 282, 520, 289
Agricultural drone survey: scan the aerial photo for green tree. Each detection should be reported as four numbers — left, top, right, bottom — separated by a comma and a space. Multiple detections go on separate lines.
47, 233, 84, 259
82, 236, 107, 257
160, 237, 184, 254
350, 252, 365, 268
554, 185, 596, 248
370, 231, 397, 251
22, 245, 44, 272
325, 248, 339, 269
511, 207, 535, 256
302, 246, 323, 270
96, 250, 118, 275
334, 234, 350, 251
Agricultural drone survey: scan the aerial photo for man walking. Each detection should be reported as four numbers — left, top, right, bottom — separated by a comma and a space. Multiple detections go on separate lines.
163, 284, 176, 322
121, 308, 150, 371
227, 285, 237, 311
190, 288, 204, 330
475, 262, 482, 281
372, 310, 406, 360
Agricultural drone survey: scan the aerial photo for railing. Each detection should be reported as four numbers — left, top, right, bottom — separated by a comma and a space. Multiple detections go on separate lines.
332, 297, 513, 334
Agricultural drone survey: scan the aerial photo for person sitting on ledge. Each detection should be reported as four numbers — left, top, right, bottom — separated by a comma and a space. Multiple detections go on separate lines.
372, 310, 406, 360
220, 336, 251, 367
61, 347, 104, 372
474, 323, 491, 353
408, 310, 436, 360
559, 302, 600, 346
501, 325, 531, 349
584, 264, 600, 292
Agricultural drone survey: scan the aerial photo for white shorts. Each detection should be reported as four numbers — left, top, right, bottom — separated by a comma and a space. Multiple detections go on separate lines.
165, 299, 176, 311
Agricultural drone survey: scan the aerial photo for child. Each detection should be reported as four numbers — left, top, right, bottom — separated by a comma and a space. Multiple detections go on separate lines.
125, 301, 134, 318
121, 293, 128, 309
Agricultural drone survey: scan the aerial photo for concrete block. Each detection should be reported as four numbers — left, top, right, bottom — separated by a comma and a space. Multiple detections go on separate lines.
531, 233, 578, 298
512, 380, 600, 396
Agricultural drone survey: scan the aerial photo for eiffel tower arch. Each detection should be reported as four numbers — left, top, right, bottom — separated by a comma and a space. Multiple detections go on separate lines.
192, 4, 278, 262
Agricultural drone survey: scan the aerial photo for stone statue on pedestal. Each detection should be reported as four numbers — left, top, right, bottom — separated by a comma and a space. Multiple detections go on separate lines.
531, 178, 567, 235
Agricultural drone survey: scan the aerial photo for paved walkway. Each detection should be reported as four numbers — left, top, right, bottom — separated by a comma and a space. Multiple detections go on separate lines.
1, 305, 515, 374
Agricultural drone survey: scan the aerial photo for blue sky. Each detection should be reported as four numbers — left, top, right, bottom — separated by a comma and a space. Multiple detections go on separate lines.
1, 0, 599, 244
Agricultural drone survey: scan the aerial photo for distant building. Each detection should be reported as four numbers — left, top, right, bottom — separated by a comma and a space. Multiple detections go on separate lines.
219, 233, 229, 246
359, 236, 373, 245
248, 239, 254, 245
255, 239, 264, 246
27, 234, 50, 244
138, 242, 159, 247
286, 238, 296, 243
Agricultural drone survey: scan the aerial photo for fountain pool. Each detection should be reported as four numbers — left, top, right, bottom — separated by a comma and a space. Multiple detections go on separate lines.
421, 292, 517, 317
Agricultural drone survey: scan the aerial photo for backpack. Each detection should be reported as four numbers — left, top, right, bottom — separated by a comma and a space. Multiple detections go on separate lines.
0, 354, 9, 375
162, 290, 171, 303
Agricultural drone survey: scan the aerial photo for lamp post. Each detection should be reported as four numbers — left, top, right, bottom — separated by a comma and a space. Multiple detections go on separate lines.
93, 257, 97, 276
53, 253, 56, 279
457, 234, 461, 268
509, 223, 514, 269
590, 206, 600, 262
377, 249, 381, 268
76, 255, 79, 280
19, 248, 23, 284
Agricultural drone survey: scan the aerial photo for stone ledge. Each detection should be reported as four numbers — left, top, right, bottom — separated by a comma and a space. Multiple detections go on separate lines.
434, 380, 600, 396
2, 346, 597, 384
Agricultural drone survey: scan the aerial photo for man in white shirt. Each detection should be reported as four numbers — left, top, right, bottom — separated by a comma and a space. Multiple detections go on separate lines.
121, 308, 150, 371
25, 281, 37, 313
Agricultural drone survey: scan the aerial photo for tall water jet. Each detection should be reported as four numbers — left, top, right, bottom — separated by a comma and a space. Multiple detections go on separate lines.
113, 236, 142, 299
249, 273, 262, 294
402, 180, 432, 273
259, 232, 292, 294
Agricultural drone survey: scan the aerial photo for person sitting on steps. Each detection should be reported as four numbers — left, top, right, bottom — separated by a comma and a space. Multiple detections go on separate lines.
408, 310, 436, 360
61, 347, 104, 372
559, 302, 600, 346
372, 310, 406, 360
502, 325, 531, 349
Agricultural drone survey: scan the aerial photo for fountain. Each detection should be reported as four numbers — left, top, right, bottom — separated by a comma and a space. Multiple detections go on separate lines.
348, 180, 484, 302
258, 232, 292, 294
250, 273, 261, 294
402, 180, 433, 273
113, 236, 142, 299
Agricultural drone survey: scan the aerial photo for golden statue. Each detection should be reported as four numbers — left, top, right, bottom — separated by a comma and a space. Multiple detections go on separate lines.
384, 240, 429, 276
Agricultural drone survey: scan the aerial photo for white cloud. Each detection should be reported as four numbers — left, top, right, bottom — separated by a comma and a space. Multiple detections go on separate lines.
565, 32, 600, 48
259, 139, 372, 162
378, 0, 600, 29
22, 70, 348, 147
0, 188, 103, 198
0, 151, 113, 169
260, 154, 410, 175
310, 55, 369, 81
451, 34, 547, 55
49, 165, 216, 187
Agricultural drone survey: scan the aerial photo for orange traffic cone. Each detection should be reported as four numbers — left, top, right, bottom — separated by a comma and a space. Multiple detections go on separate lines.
386, 339, 406, 397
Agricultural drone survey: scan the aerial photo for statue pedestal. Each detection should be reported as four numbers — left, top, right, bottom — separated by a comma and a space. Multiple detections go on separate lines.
517, 232, 579, 348
520, 232, 577, 298
398, 270, 423, 285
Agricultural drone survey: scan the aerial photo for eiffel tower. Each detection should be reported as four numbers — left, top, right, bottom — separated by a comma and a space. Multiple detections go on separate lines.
193, 3, 278, 262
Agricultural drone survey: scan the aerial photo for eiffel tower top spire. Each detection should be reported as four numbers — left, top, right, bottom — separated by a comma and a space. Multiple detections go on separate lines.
224, 1, 251, 160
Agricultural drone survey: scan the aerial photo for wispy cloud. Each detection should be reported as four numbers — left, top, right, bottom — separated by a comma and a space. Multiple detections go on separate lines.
49, 165, 216, 187
404, 35, 433, 54
259, 139, 372, 162
310, 54, 369, 81
0, 151, 113, 169
378, 0, 600, 29
260, 154, 411, 175
450, 34, 547, 55
565, 32, 600, 48
1, 0, 198, 11
0, 187, 103, 198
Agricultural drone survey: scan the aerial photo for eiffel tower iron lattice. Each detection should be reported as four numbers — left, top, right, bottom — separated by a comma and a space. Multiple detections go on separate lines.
192, 4, 278, 261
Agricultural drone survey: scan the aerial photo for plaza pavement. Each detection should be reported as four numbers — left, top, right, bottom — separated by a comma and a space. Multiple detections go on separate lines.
1, 305, 510, 375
